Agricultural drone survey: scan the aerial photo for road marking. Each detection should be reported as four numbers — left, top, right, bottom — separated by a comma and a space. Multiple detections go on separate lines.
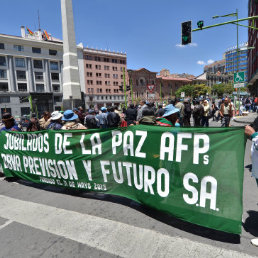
0, 195, 254, 258
0, 220, 12, 230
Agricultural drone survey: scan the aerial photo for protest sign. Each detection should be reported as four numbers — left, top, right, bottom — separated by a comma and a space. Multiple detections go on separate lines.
0, 126, 245, 234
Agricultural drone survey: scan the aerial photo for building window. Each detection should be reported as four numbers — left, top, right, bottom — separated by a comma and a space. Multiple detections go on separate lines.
95, 65, 101, 70
36, 84, 45, 92
120, 60, 126, 64
114, 89, 119, 93
104, 73, 110, 78
19, 96, 31, 103
16, 70, 26, 80
86, 72, 92, 77
86, 63, 92, 69
104, 65, 109, 70
104, 58, 109, 62
18, 83, 27, 92
51, 73, 59, 81
85, 55, 93, 60
106, 89, 111, 93
49, 49, 57, 56
0, 43, 4, 49
120, 75, 123, 79
53, 84, 60, 92
113, 66, 118, 71
20, 107, 30, 116
112, 59, 117, 63
0, 56, 6, 66
54, 96, 62, 103
14, 45, 24, 51
50, 61, 58, 70
15, 58, 25, 67
95, 56, 101, 61
87, 80, 93, 85
96, 73, 102, 77
32, 47, 41, 54
113, 74, 118, 79
113, 81, 118, 86
33, 59, 43, 69
105, 81, 110, 86
0, 83, 8, 91
0, 96, 10, 102
87, 88, 94, 93
96, 80, 102, 85
35, 72, 44, 81
0, 70, 7, 79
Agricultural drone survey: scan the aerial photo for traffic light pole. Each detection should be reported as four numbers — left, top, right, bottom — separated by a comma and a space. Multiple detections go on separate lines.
236, 9, 240, 115
192, 15, 258, 32
193, 14, 258, 116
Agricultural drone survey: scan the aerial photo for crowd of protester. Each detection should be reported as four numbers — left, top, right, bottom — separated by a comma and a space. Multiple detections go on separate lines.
0, 96, 257, 132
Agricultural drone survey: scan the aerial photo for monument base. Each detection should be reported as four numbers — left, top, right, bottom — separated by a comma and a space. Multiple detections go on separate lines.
63, 99, 83, 111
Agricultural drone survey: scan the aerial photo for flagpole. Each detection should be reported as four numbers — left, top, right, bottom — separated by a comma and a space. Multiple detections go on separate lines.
130, 78, 134, 104
123, 67, 127, 109
160, 82, 162, 103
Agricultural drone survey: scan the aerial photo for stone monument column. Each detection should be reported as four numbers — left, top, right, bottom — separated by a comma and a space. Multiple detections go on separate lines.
60, 0, 82, 110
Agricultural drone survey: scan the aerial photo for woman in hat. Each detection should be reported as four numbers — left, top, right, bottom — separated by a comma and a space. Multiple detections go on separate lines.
61, 110, 86, 130
47, 111, 63, 130
0, 113, 21, 132
156, 104, 180, 127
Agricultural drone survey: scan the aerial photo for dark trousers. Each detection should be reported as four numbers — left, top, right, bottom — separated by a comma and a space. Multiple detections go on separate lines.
194, 118, 201, 127
201, 116, 209, 127
221, 116, 230, 127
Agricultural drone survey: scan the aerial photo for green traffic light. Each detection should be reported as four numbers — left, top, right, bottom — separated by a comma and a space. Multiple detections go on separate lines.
197, 20, 204, 29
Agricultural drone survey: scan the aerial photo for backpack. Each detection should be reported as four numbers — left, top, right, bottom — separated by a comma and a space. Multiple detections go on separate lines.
85, 116, 98, 129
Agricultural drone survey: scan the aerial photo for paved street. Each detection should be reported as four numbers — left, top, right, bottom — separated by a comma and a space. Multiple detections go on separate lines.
0, 116, 257, 257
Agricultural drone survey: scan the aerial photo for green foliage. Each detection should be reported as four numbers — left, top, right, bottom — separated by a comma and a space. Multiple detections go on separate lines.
212, 83, 234, 97
175, 84, 211, 98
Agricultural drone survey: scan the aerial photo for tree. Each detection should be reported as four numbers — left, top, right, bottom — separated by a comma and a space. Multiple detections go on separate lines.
175, 84, 211, 98
212, 83, 234, 97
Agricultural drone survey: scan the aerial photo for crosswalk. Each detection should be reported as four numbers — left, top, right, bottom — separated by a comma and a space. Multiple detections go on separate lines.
0, 193, 255, 258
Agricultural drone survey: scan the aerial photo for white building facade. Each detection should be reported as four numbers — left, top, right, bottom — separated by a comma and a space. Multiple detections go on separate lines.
0, 26, 85, 117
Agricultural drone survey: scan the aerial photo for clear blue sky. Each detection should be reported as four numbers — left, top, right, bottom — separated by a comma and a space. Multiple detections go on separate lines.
0, 0, 248, 76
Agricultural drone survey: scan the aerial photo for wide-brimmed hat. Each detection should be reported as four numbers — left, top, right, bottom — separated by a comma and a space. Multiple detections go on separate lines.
88, 109, 95, 114
62, 110, 78, 121
163, 104, 180, 117
2, 113, 14, 121
51, 111, 63, 121
101, 107, 107, 111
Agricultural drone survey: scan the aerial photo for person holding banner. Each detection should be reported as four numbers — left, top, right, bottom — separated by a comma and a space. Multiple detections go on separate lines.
245, 124, 258, 247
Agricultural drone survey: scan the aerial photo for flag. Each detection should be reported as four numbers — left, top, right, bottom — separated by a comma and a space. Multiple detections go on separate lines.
28, 95, 33, 113
26, 27, 34, 36
43, 30, 50, 40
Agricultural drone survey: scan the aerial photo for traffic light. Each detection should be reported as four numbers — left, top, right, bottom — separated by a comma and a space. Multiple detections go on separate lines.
126, 85, 130, 92
197, 20, 204, 30
181, 21, 192, 45
119, 85, 123, 92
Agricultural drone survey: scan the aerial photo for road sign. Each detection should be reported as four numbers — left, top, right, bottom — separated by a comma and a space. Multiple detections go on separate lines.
234, 72, 245, 83
147, 84, 155, 93
234, 83, 245, 88
181, 92, 185, 98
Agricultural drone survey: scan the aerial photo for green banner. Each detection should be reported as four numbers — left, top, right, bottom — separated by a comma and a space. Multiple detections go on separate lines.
0, 126, 245, 234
